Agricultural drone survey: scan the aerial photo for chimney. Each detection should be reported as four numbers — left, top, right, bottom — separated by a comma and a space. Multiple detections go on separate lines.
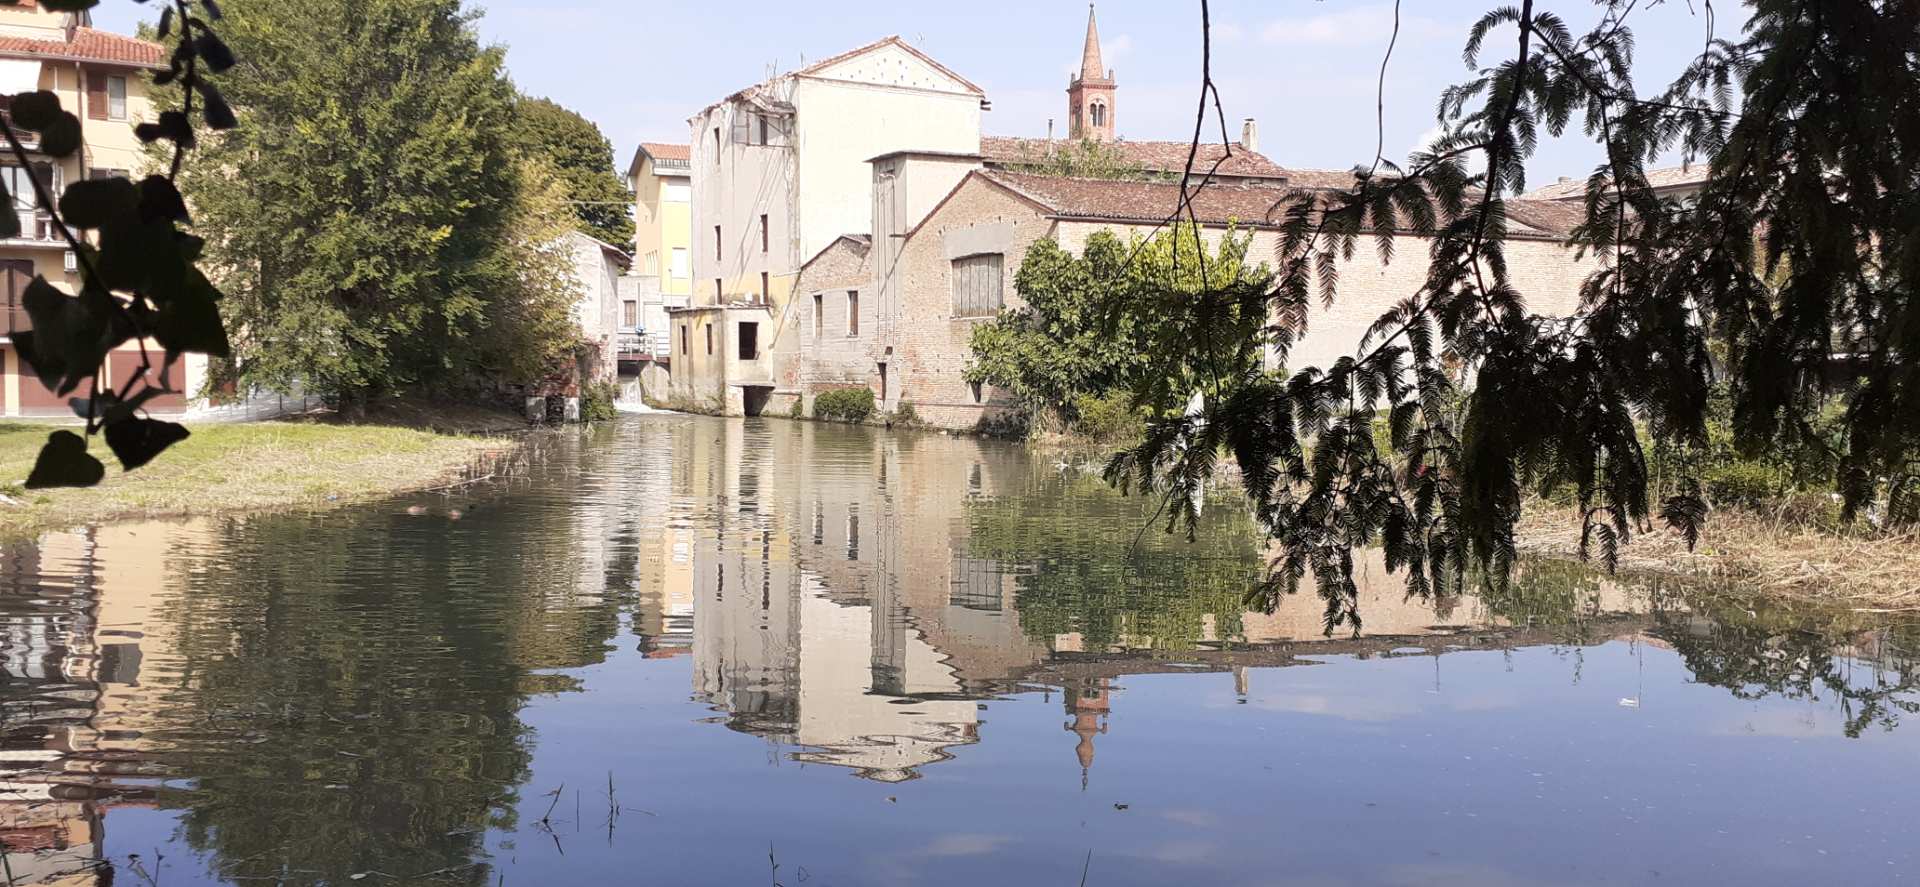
1240, 118, 1259, 154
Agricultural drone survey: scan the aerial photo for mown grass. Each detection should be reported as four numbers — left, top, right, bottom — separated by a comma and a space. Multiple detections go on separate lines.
0, 420, 514, 539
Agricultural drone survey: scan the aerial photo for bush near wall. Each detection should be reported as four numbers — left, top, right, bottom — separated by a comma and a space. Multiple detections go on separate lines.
814, 388, 876, 423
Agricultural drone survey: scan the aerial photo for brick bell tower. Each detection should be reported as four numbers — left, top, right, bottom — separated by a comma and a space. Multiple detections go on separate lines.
1067, 4, 1116, 142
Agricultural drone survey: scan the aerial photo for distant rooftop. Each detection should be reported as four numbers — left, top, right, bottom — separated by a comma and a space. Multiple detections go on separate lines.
981, 136, 1287, 180
0, 27, 165, 69
1520, 164, 1710, 201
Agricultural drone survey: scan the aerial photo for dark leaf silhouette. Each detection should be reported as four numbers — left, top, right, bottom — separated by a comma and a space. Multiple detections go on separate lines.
25, 431, 106, 489
105, 417, 192, 471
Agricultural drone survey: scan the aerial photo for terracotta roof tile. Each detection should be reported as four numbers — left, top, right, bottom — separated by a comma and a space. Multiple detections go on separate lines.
640, 142, 689, 162
0, 27, 166, 69
981, 136, 1288, 179
978, 170, 1582, 239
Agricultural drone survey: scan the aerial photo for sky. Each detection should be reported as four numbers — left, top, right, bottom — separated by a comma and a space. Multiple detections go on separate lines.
94, 0, 1729, 183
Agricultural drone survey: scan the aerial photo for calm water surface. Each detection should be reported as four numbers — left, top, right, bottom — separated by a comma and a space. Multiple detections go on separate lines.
3, 415, 1917, 886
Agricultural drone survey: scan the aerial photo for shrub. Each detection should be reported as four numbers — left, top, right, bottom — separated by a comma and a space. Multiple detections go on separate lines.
581, 381, 618, 422
789, 396, 805, 419
814, 388, 875, 423
1070, 390, 1144, 444
893, 401, 919, 426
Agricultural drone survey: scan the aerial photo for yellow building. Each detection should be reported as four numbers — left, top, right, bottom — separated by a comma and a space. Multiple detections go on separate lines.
0, 4, 206, 417
626, 142, 691, 298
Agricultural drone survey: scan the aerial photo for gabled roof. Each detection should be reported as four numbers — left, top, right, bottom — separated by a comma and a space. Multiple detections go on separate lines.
627, 141, 691, 179
794, 35, 985, 96
980, 136, 1288, 179
0, 27, 165, 69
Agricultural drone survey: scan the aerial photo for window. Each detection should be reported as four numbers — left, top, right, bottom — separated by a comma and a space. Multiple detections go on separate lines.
757, 114, 769, 145
680, 325, 689, 355
759, 214, 768, 253
713, 279, 722, 301
669, 247, 689, 279
846, 290, 859, 336
644, 251, 659, 275
737, 322, 758, 360
759, 271, 769, 304
705, 324, 713, 355
1090, 101, 1105, 128
951, 254, 1005, 316
813, 293, 823, 341
107, 76, 127, 121
89, 168, 130, 180
712, 127, 720, 162
623, 300, 638, 327
713, 225, 722, 261
877, 362, 888, 402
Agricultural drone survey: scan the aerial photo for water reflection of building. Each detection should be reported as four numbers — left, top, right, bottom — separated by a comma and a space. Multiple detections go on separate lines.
1, 524, 183, 886
673, 419, 1047, 782
662, 418, 1709, 784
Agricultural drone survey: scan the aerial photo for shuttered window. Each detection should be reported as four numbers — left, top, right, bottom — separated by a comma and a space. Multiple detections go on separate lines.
950, 254, 1004, 317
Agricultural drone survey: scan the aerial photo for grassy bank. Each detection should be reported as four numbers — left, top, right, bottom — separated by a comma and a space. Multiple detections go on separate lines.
1515, 501, 1920, 611
0, 418, 516, 539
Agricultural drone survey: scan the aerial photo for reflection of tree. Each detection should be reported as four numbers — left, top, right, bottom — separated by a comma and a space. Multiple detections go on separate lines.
1483, 561, 1920, 739
968, 473, 1266, 651
154, 461, 626, 884
1651, 602, 1920, 739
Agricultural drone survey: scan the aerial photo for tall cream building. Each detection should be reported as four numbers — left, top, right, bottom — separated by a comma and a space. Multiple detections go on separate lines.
0, 4, 208, 417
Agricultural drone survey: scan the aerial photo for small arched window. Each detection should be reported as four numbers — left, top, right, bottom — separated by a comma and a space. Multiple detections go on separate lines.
1090, 102, 1106, 127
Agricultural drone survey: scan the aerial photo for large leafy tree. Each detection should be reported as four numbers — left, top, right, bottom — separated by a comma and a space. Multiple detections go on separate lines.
967, 225, 1271, 423
510, 96, 635, 248
179, 0, 550, 409
1110, 0, 1920, 633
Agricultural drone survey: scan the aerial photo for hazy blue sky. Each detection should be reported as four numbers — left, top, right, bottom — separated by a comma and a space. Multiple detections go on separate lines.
96, 1, 1728, 181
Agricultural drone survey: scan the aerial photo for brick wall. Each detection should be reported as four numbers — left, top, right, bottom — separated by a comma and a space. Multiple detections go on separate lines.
886, 176, 1056, 430
784, 238, 876, 413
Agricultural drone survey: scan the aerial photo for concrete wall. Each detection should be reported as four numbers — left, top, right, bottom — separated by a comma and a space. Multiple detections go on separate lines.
667, 305, 774, 415
633, 163, 692, 298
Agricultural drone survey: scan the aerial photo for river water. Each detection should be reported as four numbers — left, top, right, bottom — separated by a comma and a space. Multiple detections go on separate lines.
2, 415, 1916, 886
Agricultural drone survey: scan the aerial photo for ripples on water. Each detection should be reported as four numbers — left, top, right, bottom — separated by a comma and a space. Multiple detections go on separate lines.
2, 415, 1916, 885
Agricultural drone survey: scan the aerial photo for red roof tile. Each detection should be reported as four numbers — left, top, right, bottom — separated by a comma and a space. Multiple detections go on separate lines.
640, 142, 689, 161
977, 170, 1580, 239
0, 27, 166, 69
981, 135, 1288, 179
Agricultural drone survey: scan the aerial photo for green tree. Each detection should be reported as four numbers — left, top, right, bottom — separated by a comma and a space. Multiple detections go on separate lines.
510, 95, 635, 248
1113, 0, 1920, 632
178, 0, 556, 409
965, 225, 1272, 429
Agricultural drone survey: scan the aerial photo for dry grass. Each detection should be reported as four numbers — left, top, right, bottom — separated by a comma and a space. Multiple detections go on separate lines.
1515, 500, 1920, 610
0, 419, 515, 539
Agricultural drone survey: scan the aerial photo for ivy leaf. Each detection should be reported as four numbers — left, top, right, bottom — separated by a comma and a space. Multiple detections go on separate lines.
104, 417, 191, 471
137, 175, 191, 224
196, 34, 236, 72
58, 177, 140, 229
39, 112, 82, 157
154, 270, 230, 358
38, 0, 102, 11
199, 83, 237, 130
6, 90, 61, 131
24, 430, 105, 489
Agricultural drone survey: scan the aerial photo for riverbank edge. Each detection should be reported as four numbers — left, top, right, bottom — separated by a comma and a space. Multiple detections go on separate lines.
1513, 501, 1920, 611
0, 405, 531, 541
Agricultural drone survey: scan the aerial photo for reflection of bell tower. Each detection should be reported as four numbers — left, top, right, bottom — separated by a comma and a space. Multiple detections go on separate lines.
1067, 4, 1116, 142
1063, 678, 1111, 789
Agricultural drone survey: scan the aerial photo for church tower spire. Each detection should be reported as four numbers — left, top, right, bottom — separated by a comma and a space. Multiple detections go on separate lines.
1067, 4, 1116, 142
